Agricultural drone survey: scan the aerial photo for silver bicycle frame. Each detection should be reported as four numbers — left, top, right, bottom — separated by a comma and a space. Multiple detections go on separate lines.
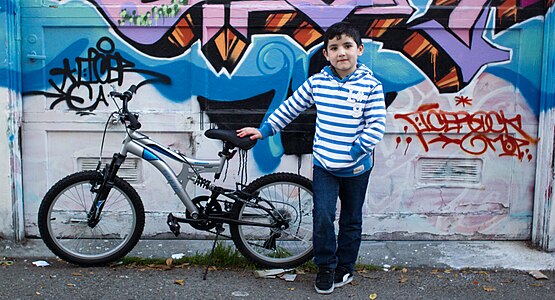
118, 129, 226, 217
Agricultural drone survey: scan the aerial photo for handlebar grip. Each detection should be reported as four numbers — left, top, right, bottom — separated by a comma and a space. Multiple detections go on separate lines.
123, 86, 136, 101
110, 85, 137, 101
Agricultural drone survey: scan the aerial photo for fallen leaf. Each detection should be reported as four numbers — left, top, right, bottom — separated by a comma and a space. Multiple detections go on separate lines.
166, 258, 173, 267
66, 283, 76, 287
401, 268, 408, 273
369, 293, 378, 299
174, 279, 185, 286
399, 275, 408, 283
444, 269, 452, 274
288, 287, 295, 291
530, 283, 544, 287
71, 272, 83, 277
482, 286, 496, 292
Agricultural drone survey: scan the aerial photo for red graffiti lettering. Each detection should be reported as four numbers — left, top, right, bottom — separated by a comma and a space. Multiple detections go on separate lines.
394, 103, 537, 161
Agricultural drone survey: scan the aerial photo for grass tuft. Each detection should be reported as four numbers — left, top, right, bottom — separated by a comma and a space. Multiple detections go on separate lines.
116, 242, 382, 273
117, 242, 254, 270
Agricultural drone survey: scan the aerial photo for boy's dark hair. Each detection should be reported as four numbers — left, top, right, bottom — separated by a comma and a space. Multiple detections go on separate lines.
323, 22, 362, 49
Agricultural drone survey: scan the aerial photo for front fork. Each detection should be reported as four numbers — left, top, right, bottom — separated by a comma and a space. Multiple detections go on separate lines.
87, 153, 126, 227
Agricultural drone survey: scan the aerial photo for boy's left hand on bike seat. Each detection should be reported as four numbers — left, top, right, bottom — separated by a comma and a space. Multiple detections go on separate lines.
237, 127, 262, 140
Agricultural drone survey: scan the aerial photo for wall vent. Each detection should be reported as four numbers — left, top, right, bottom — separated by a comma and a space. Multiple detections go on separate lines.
78, 157, 141, 183
416, 158, 482, 186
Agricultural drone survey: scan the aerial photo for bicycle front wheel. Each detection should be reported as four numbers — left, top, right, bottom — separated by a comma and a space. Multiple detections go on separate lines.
230, 173, 313, 268
38, 171, 145, 266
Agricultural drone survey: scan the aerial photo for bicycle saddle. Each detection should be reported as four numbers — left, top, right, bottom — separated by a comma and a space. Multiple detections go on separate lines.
204, 129, 257, 150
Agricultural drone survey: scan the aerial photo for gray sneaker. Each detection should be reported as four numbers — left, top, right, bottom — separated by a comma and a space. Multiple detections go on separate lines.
334, 266, 353, 288
315, 267, 335, 294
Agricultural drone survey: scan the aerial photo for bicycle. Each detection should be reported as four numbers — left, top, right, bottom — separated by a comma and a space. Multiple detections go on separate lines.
38, 85, 314, 269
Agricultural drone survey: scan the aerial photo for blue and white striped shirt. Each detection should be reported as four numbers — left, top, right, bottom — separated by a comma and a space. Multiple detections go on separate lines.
259, 64, 387, 177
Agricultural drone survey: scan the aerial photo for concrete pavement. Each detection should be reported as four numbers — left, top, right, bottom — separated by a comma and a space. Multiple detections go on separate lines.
2, 239, 555, 299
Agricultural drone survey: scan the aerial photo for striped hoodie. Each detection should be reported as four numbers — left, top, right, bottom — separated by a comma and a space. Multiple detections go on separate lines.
259, 64, 387, 177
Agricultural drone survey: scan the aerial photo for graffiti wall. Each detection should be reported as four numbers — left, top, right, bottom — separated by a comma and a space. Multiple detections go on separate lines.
14, 0, 554, 239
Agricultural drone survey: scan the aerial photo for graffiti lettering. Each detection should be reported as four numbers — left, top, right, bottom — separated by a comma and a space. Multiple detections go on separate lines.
87, 0, 552, 92
394, 103, 537, 161
46, 37, 170, 113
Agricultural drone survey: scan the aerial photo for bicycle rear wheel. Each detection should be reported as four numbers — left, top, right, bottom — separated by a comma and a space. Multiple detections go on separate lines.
230, 173, 313, 268
38, 171, 144, 266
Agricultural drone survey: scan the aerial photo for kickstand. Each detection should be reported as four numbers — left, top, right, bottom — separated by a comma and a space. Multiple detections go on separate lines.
203, 224, 224, 280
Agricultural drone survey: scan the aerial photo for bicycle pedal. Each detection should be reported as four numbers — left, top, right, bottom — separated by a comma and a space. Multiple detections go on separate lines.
166, 213, 181, 237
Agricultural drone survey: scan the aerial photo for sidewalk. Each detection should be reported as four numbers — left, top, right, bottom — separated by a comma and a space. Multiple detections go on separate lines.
2, 239, 554, 271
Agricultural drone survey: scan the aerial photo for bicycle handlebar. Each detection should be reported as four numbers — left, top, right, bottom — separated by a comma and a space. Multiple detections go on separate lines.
109, 85, 141, 130
109, 85, 137, 102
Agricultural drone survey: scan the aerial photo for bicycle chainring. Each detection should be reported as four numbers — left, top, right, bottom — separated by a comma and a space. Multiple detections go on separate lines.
186, 196, 223, 230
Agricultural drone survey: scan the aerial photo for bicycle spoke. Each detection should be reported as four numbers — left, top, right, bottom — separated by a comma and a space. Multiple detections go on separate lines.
231, 174, 313, 267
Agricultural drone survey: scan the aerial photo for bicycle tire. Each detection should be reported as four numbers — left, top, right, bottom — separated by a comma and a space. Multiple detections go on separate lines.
230, 172, 313, 268
38, 170, 145, 266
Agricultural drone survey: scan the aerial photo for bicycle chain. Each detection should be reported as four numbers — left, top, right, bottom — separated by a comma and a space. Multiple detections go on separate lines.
205, 228, 232, 240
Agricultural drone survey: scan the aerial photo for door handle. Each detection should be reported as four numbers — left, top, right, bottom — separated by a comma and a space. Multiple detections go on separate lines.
27, 51, 46, 61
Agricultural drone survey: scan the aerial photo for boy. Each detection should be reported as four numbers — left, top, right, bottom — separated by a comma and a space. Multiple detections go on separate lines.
237, 22, 386, 294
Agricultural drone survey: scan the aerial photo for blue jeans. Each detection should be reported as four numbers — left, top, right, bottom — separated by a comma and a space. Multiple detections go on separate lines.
312, 165, 371, 273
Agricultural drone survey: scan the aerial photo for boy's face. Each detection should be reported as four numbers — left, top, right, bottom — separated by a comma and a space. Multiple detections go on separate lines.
323, 34, 364, 79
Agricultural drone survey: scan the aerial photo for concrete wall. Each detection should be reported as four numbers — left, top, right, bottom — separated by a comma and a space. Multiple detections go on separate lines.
1, 1, 12, 239
0, 0, 19, 240
0, 89, 13, 239
2, 0, 555, 243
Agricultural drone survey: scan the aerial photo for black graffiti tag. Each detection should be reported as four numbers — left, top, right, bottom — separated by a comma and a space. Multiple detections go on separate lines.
47, 37, 169, 112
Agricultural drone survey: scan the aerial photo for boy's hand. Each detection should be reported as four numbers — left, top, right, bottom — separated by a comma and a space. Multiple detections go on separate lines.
237, 127, 262, 140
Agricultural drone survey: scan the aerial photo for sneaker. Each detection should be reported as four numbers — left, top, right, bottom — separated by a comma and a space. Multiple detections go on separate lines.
314, 267, 335, 294
334, 266, 353, 288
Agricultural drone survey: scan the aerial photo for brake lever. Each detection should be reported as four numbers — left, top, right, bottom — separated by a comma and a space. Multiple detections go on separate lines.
109, 85, 119, 98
